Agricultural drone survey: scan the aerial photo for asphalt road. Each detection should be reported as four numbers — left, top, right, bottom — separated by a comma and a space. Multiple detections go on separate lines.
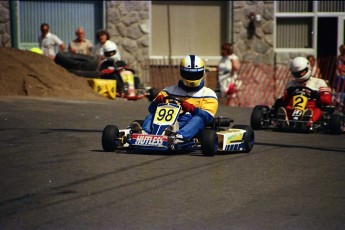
0, 96, 345, 230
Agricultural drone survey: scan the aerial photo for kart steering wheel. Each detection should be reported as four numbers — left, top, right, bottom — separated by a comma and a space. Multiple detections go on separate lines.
286, 86, 320, 99
164, 95, 183, 104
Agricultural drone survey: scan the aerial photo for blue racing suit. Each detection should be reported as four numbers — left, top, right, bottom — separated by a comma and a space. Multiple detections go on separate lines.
142, 80, 218, 139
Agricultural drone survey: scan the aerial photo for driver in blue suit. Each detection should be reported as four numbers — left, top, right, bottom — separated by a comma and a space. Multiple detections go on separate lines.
131, 55, 218, 141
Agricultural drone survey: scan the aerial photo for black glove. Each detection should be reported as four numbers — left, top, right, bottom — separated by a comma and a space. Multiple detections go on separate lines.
286, 87, 295, 95
310, 90, 320, 99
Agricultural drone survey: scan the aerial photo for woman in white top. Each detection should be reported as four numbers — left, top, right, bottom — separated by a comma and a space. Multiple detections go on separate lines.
217, 43, 240, 97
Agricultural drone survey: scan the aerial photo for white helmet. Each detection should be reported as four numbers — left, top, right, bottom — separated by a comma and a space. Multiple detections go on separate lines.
103, 40, 117, 58
289, 57, 312, 83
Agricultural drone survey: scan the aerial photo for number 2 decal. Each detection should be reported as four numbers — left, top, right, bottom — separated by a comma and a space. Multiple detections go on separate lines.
292, 95, 308, 110
294, 96, 304, 109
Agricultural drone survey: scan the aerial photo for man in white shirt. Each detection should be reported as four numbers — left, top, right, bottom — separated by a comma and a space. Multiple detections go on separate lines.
38, 23, 65, 60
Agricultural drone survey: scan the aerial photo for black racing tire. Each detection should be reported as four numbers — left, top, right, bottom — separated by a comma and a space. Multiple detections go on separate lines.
55, 52, 98, 71
232, 125, 255, 153
329, 114, 343, 135
250, 105, 269, 130
146, 87, 159, 102
67, 69, 99, 78
102, 125, 120, 152
201, 129, 218, 157
134, 76, 141, 89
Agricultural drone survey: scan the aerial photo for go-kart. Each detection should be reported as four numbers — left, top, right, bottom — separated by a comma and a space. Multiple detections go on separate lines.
116, 72, 158, 101
102, 96, 255, 156
99, 60, 158, 101
250, 86, 345, 134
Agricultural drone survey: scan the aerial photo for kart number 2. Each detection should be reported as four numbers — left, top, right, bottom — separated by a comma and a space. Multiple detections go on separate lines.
292, 95, 308, 110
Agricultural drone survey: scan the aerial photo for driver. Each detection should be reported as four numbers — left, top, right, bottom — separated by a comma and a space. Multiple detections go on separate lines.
98, 41, 124, 92
277, 56, 332, 127
131, 54, 218, 141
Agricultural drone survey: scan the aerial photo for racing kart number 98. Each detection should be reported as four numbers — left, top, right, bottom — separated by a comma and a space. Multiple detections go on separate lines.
153, 107, 179, 125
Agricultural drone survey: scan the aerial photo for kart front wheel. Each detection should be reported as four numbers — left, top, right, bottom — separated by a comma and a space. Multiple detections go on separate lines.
232, 125, 255, 153
250, 105, 270, 130
329, 114, 344, 135
102, 125, 120, 152
201, 129, 218, 157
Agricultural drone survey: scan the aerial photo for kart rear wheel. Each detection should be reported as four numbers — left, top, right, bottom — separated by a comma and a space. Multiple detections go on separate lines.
251, 105, 270, 130
232, 125, 255, 153
201, 129, 218, 156
329, 114, 344, 135
102, 125, 120, 152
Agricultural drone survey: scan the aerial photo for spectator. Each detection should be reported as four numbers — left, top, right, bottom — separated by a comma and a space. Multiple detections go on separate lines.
337, 44, 345, 77
38, 23, 65, 60
68, 27, 93, 55
94, 29, 121, 62
307, 55, 322, 78
131, 55, 218, 142
334, 44, 345, 95
217, 43, 241, 99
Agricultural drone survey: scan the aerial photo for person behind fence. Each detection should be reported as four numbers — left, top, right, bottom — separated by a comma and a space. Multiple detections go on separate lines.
276, 56, 332, 127
217, 43, 241, 98
307, 55, 322, 78
68, 27, 93, 55
94, 29, 121, 62
98, 41, 124, 92
335, 44, 345, 91
38, 23, 65, 60
130, 54, 219, 142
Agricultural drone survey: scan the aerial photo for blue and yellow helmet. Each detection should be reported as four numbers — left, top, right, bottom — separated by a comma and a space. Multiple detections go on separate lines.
180, 55, 205, 87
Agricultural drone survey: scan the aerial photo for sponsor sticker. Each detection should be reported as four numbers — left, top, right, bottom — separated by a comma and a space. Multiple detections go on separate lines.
131, 134, 168, 147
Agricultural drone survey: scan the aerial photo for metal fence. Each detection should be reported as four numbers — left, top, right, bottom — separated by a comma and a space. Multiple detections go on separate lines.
145, 56, 345, 113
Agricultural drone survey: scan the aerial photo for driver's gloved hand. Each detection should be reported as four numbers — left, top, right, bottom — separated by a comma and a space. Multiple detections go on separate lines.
155, 95, 165, 104
286, 87, 295, 95
311, 90, 320, 99
100, 68, 114, 75
181, 101, 196, 113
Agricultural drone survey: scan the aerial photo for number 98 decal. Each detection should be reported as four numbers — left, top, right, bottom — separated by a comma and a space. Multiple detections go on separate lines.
153, 107, 179, 125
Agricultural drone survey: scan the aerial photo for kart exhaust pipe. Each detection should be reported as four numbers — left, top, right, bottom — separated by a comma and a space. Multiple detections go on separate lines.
213, 117, 233, 127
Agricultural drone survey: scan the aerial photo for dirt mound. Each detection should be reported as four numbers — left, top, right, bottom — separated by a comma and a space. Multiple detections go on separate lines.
0, 47, 104, 99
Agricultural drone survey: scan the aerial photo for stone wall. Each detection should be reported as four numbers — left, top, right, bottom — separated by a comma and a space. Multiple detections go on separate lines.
106, 1, 150, 81
0, 1, 11, 47
233, 1, 274, 65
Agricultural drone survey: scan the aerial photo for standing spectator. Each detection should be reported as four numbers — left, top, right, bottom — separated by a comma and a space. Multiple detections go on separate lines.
68, 27, 93, 55
336, 44, 345, 77
38, 23, 65, 60
334, 44, 345, 94
307, 55, 322, 78
94, 29, 121, 62
217, 43, 241, 99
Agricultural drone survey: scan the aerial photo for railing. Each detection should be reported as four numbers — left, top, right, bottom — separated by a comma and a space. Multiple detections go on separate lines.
145, 56, 344, 113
